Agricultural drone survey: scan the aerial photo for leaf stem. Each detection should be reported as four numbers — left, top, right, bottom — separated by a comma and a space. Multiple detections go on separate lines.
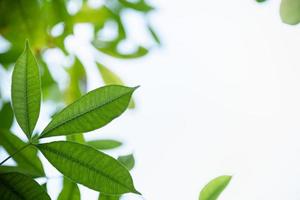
0, 143, 31, 166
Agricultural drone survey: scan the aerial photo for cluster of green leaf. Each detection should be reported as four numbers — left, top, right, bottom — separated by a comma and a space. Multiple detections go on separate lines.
0, 41, 139, 199
257, 0, 300, 25
0, 0, 158, 198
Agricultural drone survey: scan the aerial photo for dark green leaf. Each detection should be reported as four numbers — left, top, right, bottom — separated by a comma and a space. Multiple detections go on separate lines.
280, 0, 300, 25
0, 166, 41, 178
58, 178, 80, 200
97, 63, 135, 109
0, 102, 14, 129
40, 85, 137, 138
11, 41, 41, 139
86, 139, 122, 150
0, 129, 44, 177
0, 172, 50, 200
199, 175, 232, 200
37, 141, 140, 195
118, 154, 135, 171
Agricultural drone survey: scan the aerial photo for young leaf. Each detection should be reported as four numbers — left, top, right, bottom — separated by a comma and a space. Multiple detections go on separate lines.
0, 102, 14, 129
86, 139, 122, 150
0, 129, 45, 177
0, 172, 50, 200
57, 178, 80, 200
97, 63, 135, 109
11, 41, 41, 139
199, 175, 232, 200
40, 85, 137, 138
118, 154, 135, 171
37, 141, 139, 195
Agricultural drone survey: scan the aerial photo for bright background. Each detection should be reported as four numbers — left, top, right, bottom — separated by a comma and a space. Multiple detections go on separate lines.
3, 0, 300, 199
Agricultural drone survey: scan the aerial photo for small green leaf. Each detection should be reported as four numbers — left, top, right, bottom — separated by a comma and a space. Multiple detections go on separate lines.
118, 0, 154, 12
0, 102, 14, 129
256, 0, 267, 2
58, 178, 80, 200
0, 172, 50, 200
147, 24, 161, 45
37, 141, 140, 195
0, 129, 44, 177
97, 63, 135, 109
199, 175, 232, 200
99, 193, 120, 200
280, 0, 300, 25
86, 139, 122, 150
11, 40, 41, 139
40, 85, 137, 138
118, 154, 135, 171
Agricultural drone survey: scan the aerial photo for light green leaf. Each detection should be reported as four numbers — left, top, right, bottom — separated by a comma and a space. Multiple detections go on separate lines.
280, 0, 300, 25
37, 141, 140, 195
0, 102, 14, 129
199, 175, 232, 200
58, 178, 80, 200
97, 63, 135, 109
0, 129, 44, 177
118, 154, 135, 171
0, 172, 50, 200
86, 139, 122, 150
118, 0, 154, 12
99, 193, 120, 200
11, 41, 41, 139
40, 85, 137, 138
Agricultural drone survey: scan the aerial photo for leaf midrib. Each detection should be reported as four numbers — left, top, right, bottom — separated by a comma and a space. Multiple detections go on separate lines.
41, 89, 132, 136
38, 143, 132, 193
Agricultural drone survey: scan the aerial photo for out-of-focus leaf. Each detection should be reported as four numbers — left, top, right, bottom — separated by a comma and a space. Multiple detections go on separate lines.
12, 41, 41, 139
0, 172, 50, 200
118, 0, 154, 12
94, 40, 149, 59
147, 24, 161, 45
99, 193, 120, 200
199, 175, 232, 200
280, 0, 300, 25
40, 85, 137, 138
57, 178, 80, 200
86, 139, 122, 150
118, 154, 135, 171
64, 57, 87, 105
0, 129, 44, 177
0, 166, 41, 178
0, 102, 14, 129
97, 63, 135, 109
0, 0, 47, 49
256, 0, 267, 2
37, 141, 140, 195
36, 55, 61, 102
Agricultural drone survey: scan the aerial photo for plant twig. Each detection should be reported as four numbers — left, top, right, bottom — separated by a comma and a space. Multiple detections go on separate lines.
0, 143, 31, 166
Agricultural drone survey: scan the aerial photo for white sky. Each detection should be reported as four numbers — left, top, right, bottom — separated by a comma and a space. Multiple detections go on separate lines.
3, 0, 300, 199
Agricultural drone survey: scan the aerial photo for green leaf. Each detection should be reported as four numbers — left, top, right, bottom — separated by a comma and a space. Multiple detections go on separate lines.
118, 154, 135, 171
99, 193, 120, 200
0, 129, 44, 177
57, 178, 80, 200
97, 63, 135, 109
0, 102, 14, 129
199, 175, 232, 200
256, 0, 267, 2
147, 24, 161, 45
0, 172, 50, 200
11, 41, 41, 139
37, 141, 140, 195
118, 0, 154, 12
40, 85, 137, 138
280, 0, 300, 25
0, 166, 42, 178
86, 139, 122, 150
